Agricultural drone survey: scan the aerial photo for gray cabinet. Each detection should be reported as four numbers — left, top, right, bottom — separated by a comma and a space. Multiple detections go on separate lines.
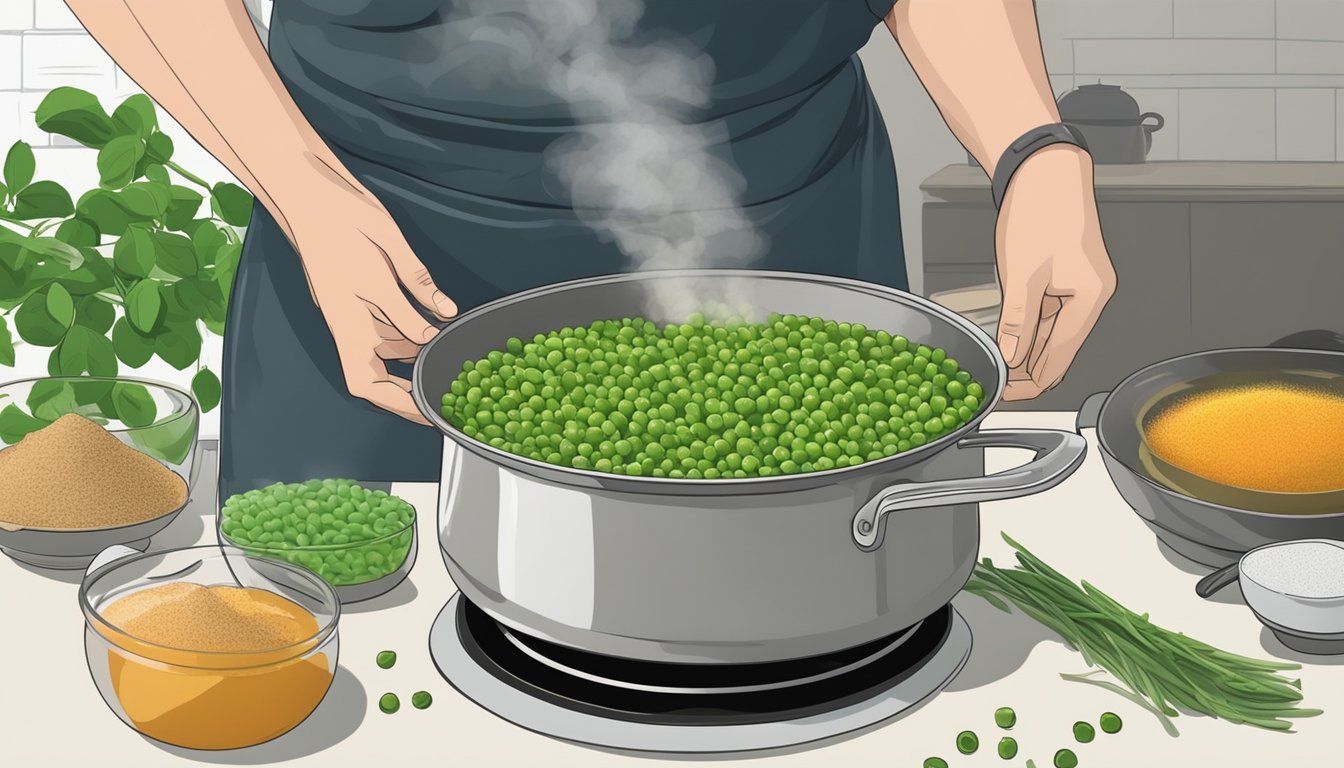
920, 162, 1344, 410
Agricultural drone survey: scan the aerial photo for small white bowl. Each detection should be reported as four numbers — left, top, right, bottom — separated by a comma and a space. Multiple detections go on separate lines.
1196, 538, 1344, 654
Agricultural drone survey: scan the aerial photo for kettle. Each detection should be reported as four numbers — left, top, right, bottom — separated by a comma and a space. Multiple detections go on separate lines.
1056, 83, 1164, 164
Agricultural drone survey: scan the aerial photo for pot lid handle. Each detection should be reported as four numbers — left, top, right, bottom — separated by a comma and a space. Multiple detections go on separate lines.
851, 429, 1087, 551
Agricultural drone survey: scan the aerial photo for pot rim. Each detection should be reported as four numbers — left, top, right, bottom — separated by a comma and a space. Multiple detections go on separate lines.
1092, 345, 1344, 520
412, 269, 1009, 496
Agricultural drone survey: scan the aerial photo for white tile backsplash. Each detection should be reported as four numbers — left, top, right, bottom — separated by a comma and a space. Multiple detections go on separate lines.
1337, 90, 1344, 160
21, 31, 114, 92
1034, 0, 1175, 39
0, 1, 34, 32
1276, 89, 1337, 160
34, 0, 82, 31
0, 33, 20, 90
1278, 41, 1344, 75
16, 90, 52, 147
1174, 0, 1276, 38
1277, 0, 1344, 44
1074, 39, 1277, 75
1179, 88, 1277, 160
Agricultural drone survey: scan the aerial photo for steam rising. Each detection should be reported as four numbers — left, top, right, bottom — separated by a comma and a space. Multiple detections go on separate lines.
436, 0, 767, 319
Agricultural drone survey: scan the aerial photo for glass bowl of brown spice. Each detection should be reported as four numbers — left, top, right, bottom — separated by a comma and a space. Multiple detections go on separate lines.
0, 375, 200, 569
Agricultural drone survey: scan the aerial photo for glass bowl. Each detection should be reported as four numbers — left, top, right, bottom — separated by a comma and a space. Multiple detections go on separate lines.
80, 544, 340, 751
216, 489, 417, 604
0, 375, 200, 569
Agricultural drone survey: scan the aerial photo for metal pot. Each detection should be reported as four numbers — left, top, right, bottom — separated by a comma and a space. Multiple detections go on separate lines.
1058, 84, 1164, 164
1077, 331, 1344, 568
412, 271, 1086, 664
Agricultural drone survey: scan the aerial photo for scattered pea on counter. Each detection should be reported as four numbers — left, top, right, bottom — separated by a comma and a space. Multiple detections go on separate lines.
994, 706, 1016, 729
377, 650, 397, 669
379, 693, 401, 714
1073, 721, 1095, 744
922, 759, 948, 768
1099, 712, 1123, 734
997, 736, 1018, 759
412, 691, 433, 710
955, 731, 978, 755
1054, 748, 1079, 768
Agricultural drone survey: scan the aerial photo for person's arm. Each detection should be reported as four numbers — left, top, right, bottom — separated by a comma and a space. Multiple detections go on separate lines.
65, 0, 457, 422
885, 0, 1116, 400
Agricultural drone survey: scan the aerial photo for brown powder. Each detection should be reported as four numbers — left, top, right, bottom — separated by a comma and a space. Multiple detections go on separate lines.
0, 413, 188, 530
1145, 382, 1344, 493
102, 583, 319, 653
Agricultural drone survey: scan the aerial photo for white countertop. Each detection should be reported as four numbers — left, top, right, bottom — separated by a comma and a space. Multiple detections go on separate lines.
4, 411, 1339, 767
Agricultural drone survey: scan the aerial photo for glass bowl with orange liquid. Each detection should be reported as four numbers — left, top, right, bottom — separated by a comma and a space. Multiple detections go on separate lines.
79, 544, 340, 751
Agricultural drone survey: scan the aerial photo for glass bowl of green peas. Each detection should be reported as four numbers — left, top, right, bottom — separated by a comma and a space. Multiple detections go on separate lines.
216, 479, 417, 604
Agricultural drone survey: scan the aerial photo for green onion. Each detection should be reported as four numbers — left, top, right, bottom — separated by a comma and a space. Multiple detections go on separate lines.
965, 533, 1324, 733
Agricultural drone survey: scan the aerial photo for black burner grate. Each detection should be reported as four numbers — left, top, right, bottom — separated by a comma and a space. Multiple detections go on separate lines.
457, 599, 953, 727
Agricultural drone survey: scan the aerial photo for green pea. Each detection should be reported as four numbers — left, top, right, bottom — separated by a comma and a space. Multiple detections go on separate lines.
956, 730, 979, 755
412, 691, 433, 709
1073, 721, 1095, 743
376, 650, 397, 669
1099, 712, 1122, 734
379, 693, 400, 714
1054, 749, 1078, 768
994, 706, 1016, 729
997, 736, 1018, 759
923, 759, 948, 768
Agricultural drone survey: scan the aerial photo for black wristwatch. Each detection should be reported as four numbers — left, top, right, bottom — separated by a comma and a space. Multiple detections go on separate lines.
990, 122, 1090, 210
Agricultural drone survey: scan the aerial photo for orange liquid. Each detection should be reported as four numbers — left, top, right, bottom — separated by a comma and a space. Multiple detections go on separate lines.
96, 584, 334, 750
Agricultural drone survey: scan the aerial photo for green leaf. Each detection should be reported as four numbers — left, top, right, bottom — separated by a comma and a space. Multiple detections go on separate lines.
0, 258, 27, 305
0, 315, 13, 366
144, 163, 170, 186
46, 282, 75, 327
14, 285, 71, 346
120, 182, 170, 218
77, 189, 138, 236
53, 248, 114, 295
152, 231, 197, 277
70, 377, 114, 407
145, 132, 174, 164
0, 405, 49, 444
163, 185, 204, 231
35, 87, 117, 148
12, 180, 75, 220
190, 219, 226, 264
125, 280, 164, 333
75, 294, 115, 335
210, 182, 253, 227
98, 135, 146, 189
4, 141, 35, 193
20, 236, 84, 269
56, 324, 118, 376
130, 408, 196, 465
110, 381, 157, 427
0, 180, 7, 203
174, 277, 227, 325
192, 368, 222, 413
27, 379, 77, 422
111, 94, 158, 139
112, 317, 155, 367
55, 217, 100, 247
113, 225, 156, 277
155, 320, 201, 370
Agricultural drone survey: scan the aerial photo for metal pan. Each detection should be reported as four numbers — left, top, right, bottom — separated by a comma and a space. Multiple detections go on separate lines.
1077, 331, 1344, 568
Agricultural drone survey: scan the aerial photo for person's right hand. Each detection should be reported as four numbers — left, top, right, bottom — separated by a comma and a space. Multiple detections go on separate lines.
285, 180, 458, 424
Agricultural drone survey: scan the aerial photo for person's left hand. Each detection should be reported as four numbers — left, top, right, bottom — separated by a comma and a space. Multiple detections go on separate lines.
993, 144, 1117, 401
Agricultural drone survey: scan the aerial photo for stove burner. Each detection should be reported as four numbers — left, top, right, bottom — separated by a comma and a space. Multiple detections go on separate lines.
429, 594, 972, 754
461, 599, 950, 726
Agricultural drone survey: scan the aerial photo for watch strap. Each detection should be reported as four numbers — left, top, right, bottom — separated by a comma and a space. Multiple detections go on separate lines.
990, 122, 1090, 210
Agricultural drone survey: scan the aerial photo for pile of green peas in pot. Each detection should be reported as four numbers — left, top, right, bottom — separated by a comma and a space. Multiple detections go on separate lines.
219, 479, 415, 587
439, 313, 987, 479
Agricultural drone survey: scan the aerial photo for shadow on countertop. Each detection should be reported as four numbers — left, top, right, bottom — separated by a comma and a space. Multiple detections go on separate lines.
1155, 540, 1246, 606
945, 593, 1057, 692
152, 666, 367, 764
342, 577, 420, 614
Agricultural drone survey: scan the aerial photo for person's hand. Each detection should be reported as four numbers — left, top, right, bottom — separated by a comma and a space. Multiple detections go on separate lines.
285, 179, 458, 424
994, 144, 1116, 401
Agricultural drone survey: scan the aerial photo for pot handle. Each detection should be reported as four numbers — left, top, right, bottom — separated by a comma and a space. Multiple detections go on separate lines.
1075, 391, 1108, 432
1141, 112, 1164, 131
1195, 563, 1240, 599
851, 429, 1087, 551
